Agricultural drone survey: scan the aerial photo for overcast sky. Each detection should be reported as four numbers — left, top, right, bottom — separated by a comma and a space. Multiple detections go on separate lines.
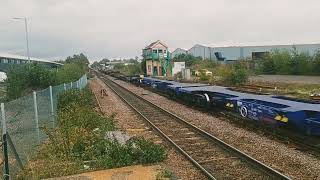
1, 0, 320, 62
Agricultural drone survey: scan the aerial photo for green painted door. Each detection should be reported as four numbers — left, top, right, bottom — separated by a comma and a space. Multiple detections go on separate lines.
153, 66, 158, 76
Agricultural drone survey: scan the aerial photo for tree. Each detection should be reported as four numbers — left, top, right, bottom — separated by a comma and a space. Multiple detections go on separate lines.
260, 54, 276, 74
218, 63, 248, 85
65, 53, 89, 65
91, 61, 100, 69
56, 63, 86, 84
6, 63, 56, 99
100, 58, 110, 64
312, 50, 320, 75
173, 54, 202, 67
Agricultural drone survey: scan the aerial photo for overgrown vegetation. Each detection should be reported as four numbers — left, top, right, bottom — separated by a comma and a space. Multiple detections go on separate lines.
113, 61, 142, 76
258, 48, 320, 75
172, 54, 203, 67
18, 88, 166, 179
173, 54, 249, 85
92, 58, 143, 76
216, 63, 249, 85
6, 53, 88, 100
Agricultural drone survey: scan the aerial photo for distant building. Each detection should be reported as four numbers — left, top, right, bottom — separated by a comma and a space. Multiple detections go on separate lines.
171, 43, 320, 63
142, 40, 171, 76
0, 53, 63, 72
171, 48, 187, 58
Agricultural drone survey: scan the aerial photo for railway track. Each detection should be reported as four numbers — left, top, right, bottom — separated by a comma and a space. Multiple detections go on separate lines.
129, 79, 320, 157
98, 73, 290, 180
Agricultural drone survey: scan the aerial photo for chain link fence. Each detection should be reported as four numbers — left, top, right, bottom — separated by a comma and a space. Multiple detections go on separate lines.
0, 74, 88, 178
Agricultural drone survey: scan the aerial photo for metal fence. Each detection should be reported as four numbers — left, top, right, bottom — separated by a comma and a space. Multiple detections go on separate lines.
0, 74, 88, 179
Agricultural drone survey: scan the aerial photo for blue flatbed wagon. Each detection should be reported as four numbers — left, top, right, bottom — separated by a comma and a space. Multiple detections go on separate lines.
178, 86, 320, 135
136, 77, 320, 135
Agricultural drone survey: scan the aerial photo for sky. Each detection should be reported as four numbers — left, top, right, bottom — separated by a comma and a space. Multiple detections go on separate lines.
1, 0, 320, 62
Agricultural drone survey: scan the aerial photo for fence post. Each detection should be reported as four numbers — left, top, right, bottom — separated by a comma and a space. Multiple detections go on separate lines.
33, 91, 40, 144
1, 103, 10, 180
49, 86, 55, 128
84, 74, 87, 86
76, 81, 79, 89
64, 83, 66, 91
70, 82, 73, 88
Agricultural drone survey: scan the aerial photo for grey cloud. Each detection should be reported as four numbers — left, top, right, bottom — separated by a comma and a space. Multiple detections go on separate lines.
1, 0, 320, 62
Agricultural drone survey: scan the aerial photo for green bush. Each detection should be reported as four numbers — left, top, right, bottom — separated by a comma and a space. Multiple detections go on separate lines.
131, 138, 166, 164
20, 87, 167, 179
258, 48, 320, 75
56, 63, 86, 84
219, 64, 248, 85
58, 104, 115, 132
199, 70, 209, 81
97, 140, 135, 168
6, 63, 56, 99
57, 88, 93, 110
6, 53, 88, 100
173, 54, 202, 67
113, 62, 142, 76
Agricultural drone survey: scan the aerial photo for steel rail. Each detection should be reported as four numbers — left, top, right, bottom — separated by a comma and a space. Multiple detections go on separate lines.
99, 73, 290, 180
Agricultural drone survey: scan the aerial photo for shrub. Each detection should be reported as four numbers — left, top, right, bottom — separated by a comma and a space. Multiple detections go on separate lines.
257, 48, 320, 76
96, 140, 135, 168
219, 64, 248, 85
6, 63, 56, 99
56, 63, 86, 84
6, 53, 88, 100
19, 87, 166, 179
131, 138, 166, 164
199, 71, 209, 81
58, 104, 115, 132
57, 88, 93, 110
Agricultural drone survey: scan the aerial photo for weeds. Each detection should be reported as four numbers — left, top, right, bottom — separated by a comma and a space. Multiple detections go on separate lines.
156, 169, 174, 180
18, 87, 166, 179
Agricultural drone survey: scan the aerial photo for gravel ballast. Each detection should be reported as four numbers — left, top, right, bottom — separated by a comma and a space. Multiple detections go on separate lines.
90, 77, 207, 180
111, 77, 320, 179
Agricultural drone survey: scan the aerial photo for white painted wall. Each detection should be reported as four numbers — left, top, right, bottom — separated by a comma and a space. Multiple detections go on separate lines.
172, 62, 186, 75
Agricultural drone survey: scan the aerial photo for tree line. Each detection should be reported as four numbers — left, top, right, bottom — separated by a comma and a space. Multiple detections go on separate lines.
258, 48, 320, 75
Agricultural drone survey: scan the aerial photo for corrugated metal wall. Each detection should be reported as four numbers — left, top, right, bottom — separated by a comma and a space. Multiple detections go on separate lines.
172, 43, 320, 63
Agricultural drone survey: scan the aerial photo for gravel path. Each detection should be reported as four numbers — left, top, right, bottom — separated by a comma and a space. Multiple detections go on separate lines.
111, 77, 320, 180
89, 77, 207, 180
250, 75, 320, 85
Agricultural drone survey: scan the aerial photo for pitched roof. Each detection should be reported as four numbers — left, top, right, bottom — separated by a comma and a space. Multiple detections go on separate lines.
0, 52, 63, 66
145, 40, 168, 49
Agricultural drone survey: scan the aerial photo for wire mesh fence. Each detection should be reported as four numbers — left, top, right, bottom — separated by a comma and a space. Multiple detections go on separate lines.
0, 74, 88, 177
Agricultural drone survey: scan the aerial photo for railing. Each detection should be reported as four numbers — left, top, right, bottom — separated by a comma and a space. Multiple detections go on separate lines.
0, 74, 88, 179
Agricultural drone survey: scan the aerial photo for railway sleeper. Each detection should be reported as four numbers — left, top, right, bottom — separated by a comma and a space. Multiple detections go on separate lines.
198, 156, 239, 165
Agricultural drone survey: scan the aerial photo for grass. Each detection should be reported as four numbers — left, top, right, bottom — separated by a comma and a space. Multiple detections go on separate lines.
248, 81, 320, 100
156, 169, 174, 180
17, 86, 166, 179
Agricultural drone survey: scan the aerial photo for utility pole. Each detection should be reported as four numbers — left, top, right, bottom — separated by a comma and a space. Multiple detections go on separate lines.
13, 17, 30, 61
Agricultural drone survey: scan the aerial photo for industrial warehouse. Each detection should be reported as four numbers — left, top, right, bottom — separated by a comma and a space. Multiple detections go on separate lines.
171, 43, 320, 62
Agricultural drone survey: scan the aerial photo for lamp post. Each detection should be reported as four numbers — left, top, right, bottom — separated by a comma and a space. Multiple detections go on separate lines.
13, 17, 30, 61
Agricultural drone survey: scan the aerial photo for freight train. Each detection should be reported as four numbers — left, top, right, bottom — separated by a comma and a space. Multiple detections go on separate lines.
116, 75, 320, 136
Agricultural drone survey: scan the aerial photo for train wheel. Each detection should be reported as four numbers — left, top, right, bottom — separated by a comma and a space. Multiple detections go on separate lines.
240, 106, 248, 118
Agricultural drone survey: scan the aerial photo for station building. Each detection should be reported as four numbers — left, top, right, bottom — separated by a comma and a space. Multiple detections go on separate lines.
142, 40, 171, 77
171, 43, 320, 63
